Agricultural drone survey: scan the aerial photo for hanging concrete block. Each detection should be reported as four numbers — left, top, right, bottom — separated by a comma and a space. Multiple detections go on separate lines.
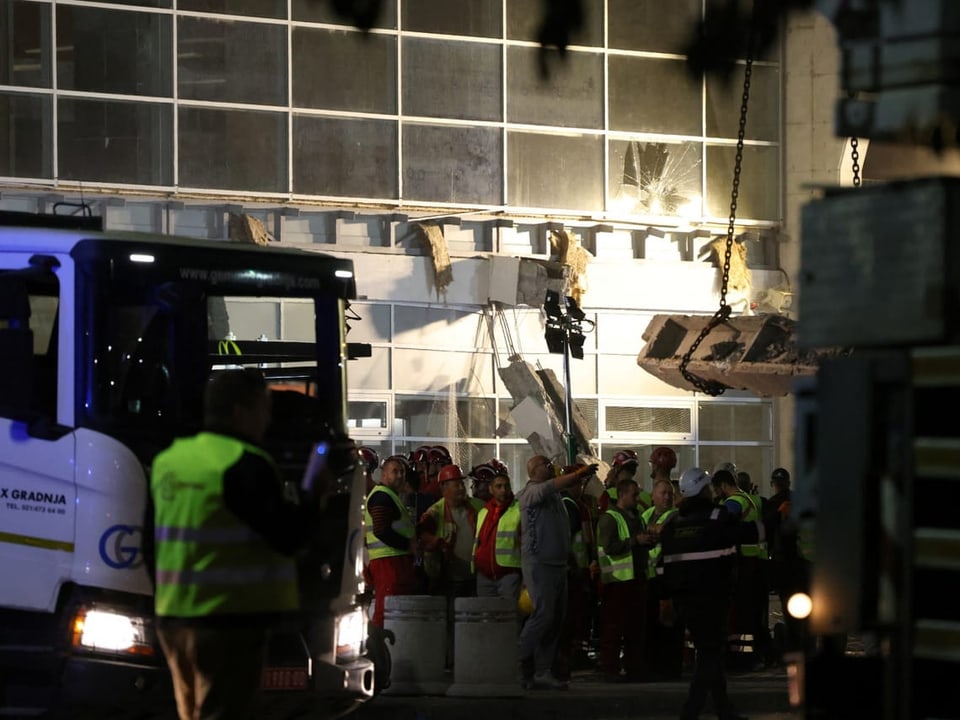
446, 597, 523, 698
382, 595, 448, 695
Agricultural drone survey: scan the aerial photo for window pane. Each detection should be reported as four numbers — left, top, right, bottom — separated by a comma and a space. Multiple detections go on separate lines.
179, 107, 285, 192
604, 405, 691, 434
179, 0, 285, 19
507, 47, 603, 129
577, 397, 599, 438
294, 116, 397, 198
609, 56, 701, 135
498, 398, 524, 439
698, 402, 772, 441
402, 124, 503, 205
347, 346, 391, 390
395, 395, 496, 438
79, 0, 171, 7
0, 93, 51, 178
178, 17, 286, 105
394, 306, 487, 349
506, 0, 603, 46
345, 303, 391, 343
57, 6, 171, 97
393, 348, 494, 394
292, 0, 397, 28
508, 131, 602, 211
706, 144, 779, 221
402, 38, 501, 122
706, 64, 780, 141
58, 98, 172, 185
1, 0, 50, 87
293, 28, 396, 113
347, 399, 388, 430
496, 444, 532, 483
402, 0, 501, 38
608, 0, 700, 53
609, 139, 702, 218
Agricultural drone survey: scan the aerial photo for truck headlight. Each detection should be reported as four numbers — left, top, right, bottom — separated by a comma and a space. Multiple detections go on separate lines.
71, 608, 154, 657
335, 608, 366, 662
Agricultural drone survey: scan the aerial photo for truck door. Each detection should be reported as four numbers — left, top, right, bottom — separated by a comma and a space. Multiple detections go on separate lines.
0, 260, 77, 612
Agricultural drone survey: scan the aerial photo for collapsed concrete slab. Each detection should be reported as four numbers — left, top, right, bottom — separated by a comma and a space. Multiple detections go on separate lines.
637, 313, 844, 397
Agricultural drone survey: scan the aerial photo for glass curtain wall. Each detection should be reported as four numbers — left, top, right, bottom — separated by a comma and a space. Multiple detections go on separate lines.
346, 301, 776, 492
0, 0, 780, 224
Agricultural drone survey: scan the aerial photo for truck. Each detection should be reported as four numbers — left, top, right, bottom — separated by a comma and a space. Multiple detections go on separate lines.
0, 210, 375, 718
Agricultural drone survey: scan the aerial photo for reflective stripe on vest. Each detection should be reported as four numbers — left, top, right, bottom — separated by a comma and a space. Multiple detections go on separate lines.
473, 501, 521, 572
597, 509, 634, 584
640, 506, 677, 579
730, 492, 767, 558
661, 546, 737, 564
562, 496, 588, 569
151, 432, 298, 618
364, 485, 413, 559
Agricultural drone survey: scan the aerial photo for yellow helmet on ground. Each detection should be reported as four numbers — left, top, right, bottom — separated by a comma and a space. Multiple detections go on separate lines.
518, 586, 534, 616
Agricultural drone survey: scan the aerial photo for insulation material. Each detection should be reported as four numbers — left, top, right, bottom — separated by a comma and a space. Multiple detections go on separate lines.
416, 223, 453, 297
702, 237, 751, 293
549, 229, 592, 305
228, 213, 274, 246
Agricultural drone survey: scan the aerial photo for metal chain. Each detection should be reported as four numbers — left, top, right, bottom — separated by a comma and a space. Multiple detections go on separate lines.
850, 137, 861, 187
678, 6, 756, 397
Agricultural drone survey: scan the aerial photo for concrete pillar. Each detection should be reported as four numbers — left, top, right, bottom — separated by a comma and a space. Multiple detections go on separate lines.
382, 595, 448, 695
446, 596, 522, 698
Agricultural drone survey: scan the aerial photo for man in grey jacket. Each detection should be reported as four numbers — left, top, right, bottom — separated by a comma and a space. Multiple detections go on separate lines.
517, 455, 597, 689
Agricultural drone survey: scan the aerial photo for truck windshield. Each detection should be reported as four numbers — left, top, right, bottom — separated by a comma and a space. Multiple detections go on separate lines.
75, 244, 350, 467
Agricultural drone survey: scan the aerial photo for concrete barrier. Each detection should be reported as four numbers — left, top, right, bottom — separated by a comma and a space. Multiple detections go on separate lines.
446, 596, 522, 697
382, 595, 448, 695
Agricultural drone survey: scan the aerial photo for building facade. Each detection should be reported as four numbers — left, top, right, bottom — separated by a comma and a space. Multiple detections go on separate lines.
0, 1, 851, 490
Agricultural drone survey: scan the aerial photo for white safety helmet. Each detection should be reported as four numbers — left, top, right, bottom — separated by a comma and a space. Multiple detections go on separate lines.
679, 467, 712, 498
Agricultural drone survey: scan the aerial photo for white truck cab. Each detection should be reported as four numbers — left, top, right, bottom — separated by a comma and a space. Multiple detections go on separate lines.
0, 211, 374, 718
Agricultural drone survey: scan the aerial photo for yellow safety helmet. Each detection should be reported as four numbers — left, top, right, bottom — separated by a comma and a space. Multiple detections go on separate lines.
517, 586, 534, 616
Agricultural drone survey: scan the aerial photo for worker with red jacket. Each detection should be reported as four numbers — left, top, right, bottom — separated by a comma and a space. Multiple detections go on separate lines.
473, 471, 522, 603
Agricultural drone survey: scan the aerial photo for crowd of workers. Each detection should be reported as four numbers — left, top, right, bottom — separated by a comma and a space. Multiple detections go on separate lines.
140, 368, 806, 720
360, 439, 809, 719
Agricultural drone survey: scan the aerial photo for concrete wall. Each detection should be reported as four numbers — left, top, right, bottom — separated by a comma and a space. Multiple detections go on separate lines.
779, 9, 847, 475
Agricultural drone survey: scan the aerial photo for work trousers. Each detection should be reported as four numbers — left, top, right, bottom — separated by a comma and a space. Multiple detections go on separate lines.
553, 567, 592, 680
476, 570, 522, 605
518, 561, 568, 675
598, 577, 646, 680
644, 576, 685, 680
367, 554, 419, 627
157, 624, 266, 720
678, 597, 739, 720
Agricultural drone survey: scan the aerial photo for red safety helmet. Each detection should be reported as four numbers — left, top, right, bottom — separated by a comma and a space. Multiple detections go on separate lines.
612, 449, 639, 468
488, 458, 510, 476
358, 446, 380, 475
649, 446, 677, 470
470, 463, 497, 481
427, 445, 453, 466
409, 445, 432, 465
438, 464, 466, 484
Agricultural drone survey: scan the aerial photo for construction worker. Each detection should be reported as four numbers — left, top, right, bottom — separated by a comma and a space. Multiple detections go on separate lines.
659, 467, 764, 720
596, 477, 654, 682
555, 465, 599, 680
469, 462, 496, 503
420, 445, 453, 499
641, 478, 684, 681
599, 449, 645, 512
365, 455, 419, 628
716, 469, 773, 669
518, 456, 598, 690
147, 369, 323, 720
418, 463, 481, 666
472, 472, 522, 604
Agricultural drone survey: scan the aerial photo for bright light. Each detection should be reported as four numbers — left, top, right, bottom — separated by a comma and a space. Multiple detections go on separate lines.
129, 253, 155, 263
72, 608, 153, 656
677, 195, 702, 218
335, 608, 366, 660
787, 592, 813, 619
335, 269, 354, 279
